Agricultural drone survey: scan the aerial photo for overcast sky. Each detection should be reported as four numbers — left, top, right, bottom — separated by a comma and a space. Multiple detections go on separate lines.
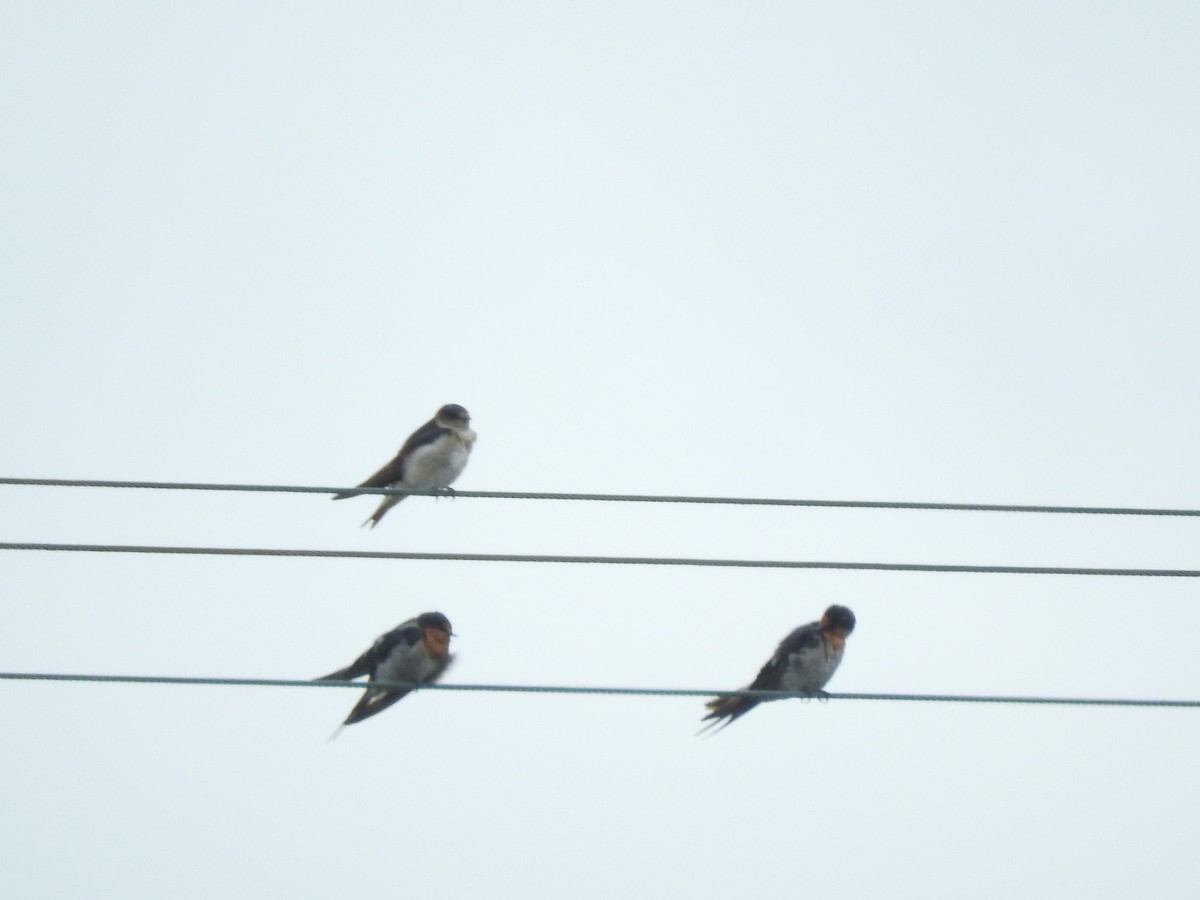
3, 2, 1199, 897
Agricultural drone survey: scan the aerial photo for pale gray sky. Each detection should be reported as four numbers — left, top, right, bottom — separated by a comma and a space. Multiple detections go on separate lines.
3, 3, 1199, 897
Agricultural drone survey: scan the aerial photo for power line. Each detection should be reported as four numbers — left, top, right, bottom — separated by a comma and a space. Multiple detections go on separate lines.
3, 477, 1199, 517
1, 542, 1196, 576
0, 671, 1195, 708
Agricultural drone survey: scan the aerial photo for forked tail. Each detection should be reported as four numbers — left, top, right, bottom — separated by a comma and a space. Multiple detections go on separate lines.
697, 693, 760, 735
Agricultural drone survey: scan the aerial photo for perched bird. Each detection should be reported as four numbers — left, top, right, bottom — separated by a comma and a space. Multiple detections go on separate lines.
333, 403, 476, 528
315, 612, 455, 736
700, 605, 856, 733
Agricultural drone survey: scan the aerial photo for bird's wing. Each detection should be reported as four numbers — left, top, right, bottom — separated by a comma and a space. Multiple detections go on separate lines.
700, 621, 825, 732
369, 418, 448, 486
332, 417, 448, 498
749, 621, 822, 690
315, 621, 423, 682
335, 633, 452, 727
340, 687, 409, 726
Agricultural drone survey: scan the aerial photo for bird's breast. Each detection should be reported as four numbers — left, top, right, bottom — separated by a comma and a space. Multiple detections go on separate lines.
777, 641, 844, 693
375, 643, 443, 683
422, 628, 452, 660
402, 435, 472, 489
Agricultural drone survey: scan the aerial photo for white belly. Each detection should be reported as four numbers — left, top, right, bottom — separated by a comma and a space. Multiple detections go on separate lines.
376, 647, 441, 684
402, 434, 473, 490
777, 643, 843, 693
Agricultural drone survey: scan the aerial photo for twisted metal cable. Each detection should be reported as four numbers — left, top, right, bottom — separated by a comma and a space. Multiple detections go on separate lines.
1, 542, 1197, 576
1, 671, 1196, 708
3, 477, 1199, 517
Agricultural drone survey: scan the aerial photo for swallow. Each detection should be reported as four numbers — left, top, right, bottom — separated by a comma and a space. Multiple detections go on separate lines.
315, 611, 454, 736
700, 604, 856, 733
333, 404, 476, 528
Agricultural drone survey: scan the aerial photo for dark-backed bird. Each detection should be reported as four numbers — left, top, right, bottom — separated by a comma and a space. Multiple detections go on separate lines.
315, 612, 454, 737
700, 605, 856, 733
333, 403, 475, 528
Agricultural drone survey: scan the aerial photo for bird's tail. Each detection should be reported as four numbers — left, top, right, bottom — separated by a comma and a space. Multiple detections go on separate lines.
362, 495, 404, 528
342, 688, 409, 725
697, 694, 760, 735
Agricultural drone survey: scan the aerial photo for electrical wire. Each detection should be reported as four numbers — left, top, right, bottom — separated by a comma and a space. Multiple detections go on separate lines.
0, 671, 1195, 708
1, 542, 1196, 576
3, 477, 1199, 517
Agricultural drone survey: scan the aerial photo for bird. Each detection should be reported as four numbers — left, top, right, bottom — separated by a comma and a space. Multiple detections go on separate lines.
315, 611, 455, 737
700, 604, 856, 733
333, 403, 476, 528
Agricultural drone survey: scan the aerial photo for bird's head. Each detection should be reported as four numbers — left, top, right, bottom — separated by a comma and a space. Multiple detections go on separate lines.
416, 611, 454, 638
436, 404, 471, 428
820, 605, 856, 636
